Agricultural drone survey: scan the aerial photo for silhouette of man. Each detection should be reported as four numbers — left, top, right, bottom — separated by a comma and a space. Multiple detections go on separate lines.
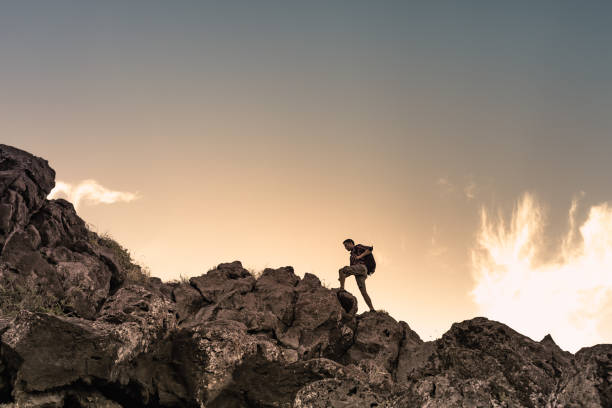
339, 238, 375, 312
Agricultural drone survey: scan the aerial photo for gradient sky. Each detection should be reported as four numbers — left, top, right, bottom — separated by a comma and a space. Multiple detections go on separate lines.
2, 1, 611, 351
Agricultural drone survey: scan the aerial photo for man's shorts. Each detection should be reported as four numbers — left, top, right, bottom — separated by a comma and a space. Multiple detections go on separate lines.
339, 264, 368, 287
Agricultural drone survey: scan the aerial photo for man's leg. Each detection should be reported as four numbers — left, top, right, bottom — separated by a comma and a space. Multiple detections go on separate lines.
338, 266, 349, 289
356, 276, 375, 312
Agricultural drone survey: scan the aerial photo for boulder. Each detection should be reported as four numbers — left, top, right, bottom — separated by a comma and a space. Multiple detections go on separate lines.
0, 145, 55, 248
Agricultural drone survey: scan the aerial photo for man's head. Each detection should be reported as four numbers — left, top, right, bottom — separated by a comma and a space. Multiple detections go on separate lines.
343, 238, 355, 251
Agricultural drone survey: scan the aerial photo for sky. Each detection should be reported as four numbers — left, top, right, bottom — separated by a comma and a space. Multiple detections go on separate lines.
2, 1, 611, 352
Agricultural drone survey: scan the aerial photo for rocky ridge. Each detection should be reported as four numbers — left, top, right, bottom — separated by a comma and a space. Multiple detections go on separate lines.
0, 144, 609, 407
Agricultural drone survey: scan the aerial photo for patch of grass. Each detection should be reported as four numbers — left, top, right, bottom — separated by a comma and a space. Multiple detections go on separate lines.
0, 280, 69, 317
168, 274, 191, 285
89, 230, 151, 286
247, 268, 263, 279
321, 279, 331, 289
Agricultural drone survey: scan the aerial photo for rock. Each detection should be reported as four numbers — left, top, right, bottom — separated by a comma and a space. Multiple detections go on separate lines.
392, 317, 585, 407
553, 344, 612, 407
280, 273, 357, 360
172, 319, 286, 405
96, 285, 177, 340
63, 390, 122, 408
1, 311, 120, 392
30, 199, 88, 249
3, 390, 65, 408
172, 281, 205, 323
0, 145, 55, 248
254, 266, 299, 327
189, 261, 255, 304
54, 251, 115, 318
0, 200, 118, 319
344, 311, 405, 373
0, 148, 137, 321
293, 378, 383, 408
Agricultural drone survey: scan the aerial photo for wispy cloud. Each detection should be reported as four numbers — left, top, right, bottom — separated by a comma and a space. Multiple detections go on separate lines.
464, 181, 476, 200
428, 224, 448, 257
437, 176, 477, 200
470, 192, 612, 352
48, 179, 139, 210
436, 177, 454, 196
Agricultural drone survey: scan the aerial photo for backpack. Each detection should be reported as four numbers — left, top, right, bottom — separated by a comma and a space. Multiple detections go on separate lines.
364, 252, 376, 275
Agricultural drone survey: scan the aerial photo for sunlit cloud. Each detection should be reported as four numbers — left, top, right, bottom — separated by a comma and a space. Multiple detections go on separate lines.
464, 181, 476, 200
470, 193, 612, 352
48, 179, 139, 210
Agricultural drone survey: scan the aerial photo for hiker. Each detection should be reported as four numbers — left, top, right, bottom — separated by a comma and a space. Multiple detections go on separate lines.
338, 238, 375, 312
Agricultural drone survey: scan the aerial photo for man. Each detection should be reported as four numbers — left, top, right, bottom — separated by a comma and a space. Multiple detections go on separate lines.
338, 238, 375, 312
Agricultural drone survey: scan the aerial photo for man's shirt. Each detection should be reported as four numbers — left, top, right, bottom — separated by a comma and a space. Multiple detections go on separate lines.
350, 244, 373, 266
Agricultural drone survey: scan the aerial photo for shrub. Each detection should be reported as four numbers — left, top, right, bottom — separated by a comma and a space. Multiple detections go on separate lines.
90, 230, 151, 286
0, 280, 68, 317
246, 268, 263, 279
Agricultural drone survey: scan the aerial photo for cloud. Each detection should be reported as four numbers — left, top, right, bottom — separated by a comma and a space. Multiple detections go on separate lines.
428, 225, 448, 257
437, 176, 477, 200
470, 192, 612, 352
436, 177, 454, 195
464, 181, 476, 200
48, 180, 139, 210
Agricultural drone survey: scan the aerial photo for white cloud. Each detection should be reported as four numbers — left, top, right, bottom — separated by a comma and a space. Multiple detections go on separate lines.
48, 179, 139, 210
470, 192, 612, 352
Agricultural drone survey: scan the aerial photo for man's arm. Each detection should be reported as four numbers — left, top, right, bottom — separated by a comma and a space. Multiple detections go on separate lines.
356, 246, 373, 259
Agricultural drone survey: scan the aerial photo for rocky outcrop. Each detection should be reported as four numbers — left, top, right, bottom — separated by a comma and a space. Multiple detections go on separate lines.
0, 144, 610, 407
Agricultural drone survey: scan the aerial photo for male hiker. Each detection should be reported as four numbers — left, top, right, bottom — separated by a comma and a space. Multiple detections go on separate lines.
338, 238, 375, 312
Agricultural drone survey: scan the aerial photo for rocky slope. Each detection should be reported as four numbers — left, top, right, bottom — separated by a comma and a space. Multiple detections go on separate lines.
0, 144, 609, 407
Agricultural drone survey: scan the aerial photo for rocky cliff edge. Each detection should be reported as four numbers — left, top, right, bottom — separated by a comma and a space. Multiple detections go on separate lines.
0, 144, 609, 407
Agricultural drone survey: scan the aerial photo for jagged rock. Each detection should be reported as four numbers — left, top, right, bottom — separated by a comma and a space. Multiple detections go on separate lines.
294, 377, 383, 408
30, 199, 88, 249
253, 266, 299, 328
189, 260, 255, 305
1, 391, 65, 408
1, 311, 120, 392
552, 344, 612, 407
96, 285, 177, 340
281, 273, 357, 360
63, 390, 123, 408
171, 281, 204, 323
54, 251, 113, 319
391, 317, 585, 407
344, 311, 406, 373
0, 144, 610, 407
0, 146, 138, 320
174, 319, 288, 405
0, 145, 55, 248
